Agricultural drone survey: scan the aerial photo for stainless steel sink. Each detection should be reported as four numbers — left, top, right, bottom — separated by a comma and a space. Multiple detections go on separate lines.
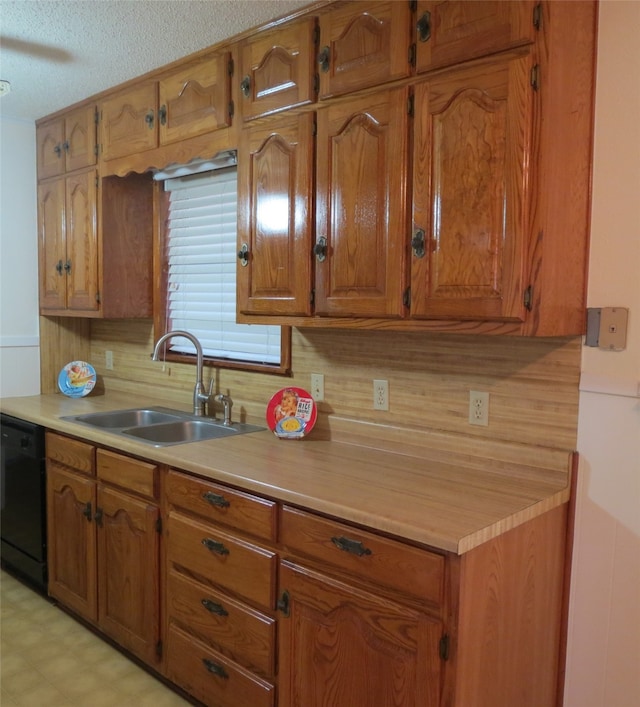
62, 407, 265, 446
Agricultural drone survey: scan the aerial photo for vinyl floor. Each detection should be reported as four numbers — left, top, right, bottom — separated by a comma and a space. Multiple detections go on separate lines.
0, 569, 192, 706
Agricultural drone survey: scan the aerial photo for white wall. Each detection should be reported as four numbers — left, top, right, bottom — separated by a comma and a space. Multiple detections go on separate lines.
564, 2, 640, 705
0, 116, 40, 397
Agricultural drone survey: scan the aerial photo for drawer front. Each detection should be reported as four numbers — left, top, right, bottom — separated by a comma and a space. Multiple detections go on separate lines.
168, 570, 276, 678
167, 624, 275, 707
46, 431, 94, 475
166, 469, 277, 542
167, 511, 277, 610
97, 448, 157, 499
280, 506, 445, 607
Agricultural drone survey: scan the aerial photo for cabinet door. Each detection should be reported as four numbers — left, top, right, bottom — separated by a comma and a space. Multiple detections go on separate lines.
96, 484, 160, 665
415, 0, 536, 73
317, 1, 411, 99
410, 54, 533, 321
47, 463, 97, 623
65, 170, 99, 312
100, 82, 158, 161
278, 561, 442, 707
158, 51, 232, 145
315, 87, 408, 317
239, 17, 317, 121
38, 178, 67, 310
36, 118, 65, 180
64, 105, 97, 172
237, 113, 315, 316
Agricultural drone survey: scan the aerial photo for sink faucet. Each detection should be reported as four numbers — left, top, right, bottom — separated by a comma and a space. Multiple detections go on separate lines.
152, 330, 210, 416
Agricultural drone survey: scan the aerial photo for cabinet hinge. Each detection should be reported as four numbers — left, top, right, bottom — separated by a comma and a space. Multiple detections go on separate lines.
228, 100, 234, 119
95, 291, 101, 304
95, 175, 99, 188
439, 634, 450, 661
409, 0, 417, 12
533, 3, 542, 31
94, 144, 99, 157
94, 107, 99, 125
403, 287, 411, 308
310, 289, 315, 306
312, 116, 317, 136
313, 24, 320, 46
523, 285, 533, 311
227, 57, 234, 77
408, 42, 416, 67
156, 640, 163, 658
313, 73, 320, 97
407, 93, 414, 117
156, 517, 162, 534
530, 64, 540, 91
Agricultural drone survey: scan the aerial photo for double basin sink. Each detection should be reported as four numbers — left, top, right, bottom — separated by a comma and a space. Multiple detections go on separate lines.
63, 407, 265, 447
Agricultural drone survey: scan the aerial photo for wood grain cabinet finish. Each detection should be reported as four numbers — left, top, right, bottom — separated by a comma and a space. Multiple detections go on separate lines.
36, 105, 97, 180
238, 17, 317, 121
237, 112, 315, 317
316, 0, 412, 99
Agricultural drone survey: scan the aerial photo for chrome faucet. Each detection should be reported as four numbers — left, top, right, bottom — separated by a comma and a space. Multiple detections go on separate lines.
152, 330, 210, 416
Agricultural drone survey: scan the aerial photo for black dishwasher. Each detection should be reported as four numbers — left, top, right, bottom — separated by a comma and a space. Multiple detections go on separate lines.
0, 413, 47, 592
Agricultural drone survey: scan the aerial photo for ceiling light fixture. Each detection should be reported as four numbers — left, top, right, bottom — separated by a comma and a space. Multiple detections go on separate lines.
0, 80, 11, 96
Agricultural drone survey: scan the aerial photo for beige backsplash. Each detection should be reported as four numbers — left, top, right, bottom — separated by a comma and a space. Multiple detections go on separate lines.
87, 319, 581, 454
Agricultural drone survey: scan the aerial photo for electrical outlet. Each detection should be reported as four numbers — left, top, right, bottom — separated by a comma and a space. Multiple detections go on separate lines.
311, 373, 324, 401
469, 390, 489, 426
373, 379, 389, 411
105, 350, 114, 370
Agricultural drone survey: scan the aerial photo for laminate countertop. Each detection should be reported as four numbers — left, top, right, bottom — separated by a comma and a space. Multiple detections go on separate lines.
0, 392, 572, 555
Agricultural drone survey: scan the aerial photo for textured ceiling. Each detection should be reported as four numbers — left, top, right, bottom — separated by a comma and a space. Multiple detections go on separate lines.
0, 0, 310, 123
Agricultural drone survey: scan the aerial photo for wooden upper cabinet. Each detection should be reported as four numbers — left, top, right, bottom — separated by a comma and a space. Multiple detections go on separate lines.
315, 87, 409, 317
36, 105, 97, 180
158, 50, 232, 144
239, 17, 317, 121
410, 53, 533, 321
317, 1, 412, 99
237, 113, 315, 317
100, 82, 158, 161
414, 0, 537, 74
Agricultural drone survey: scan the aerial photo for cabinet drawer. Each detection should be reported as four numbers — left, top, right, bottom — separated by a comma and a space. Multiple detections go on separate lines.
167, 624, 275, 707
166, 469, 277, 542
46, 432, 94, 475
167, 570, 275, 678
97, 448, 157, 499
167, 512, 277, 610
280, 506, 445, 607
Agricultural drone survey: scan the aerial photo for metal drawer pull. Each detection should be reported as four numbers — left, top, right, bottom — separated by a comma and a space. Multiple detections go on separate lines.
331, 536, 372, 557
82, 502, 92, 521
201, 537, 230, 555
201, 598, 228, 616
417, 11, 431, 42
277, 590, 290, 617
202, 491, 230, 508
202, 658, 228, 679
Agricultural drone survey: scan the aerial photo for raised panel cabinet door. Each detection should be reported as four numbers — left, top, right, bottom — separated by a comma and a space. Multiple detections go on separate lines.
315, 87, 408, 317
317, 1, 412, 99
410, 53, 533, 321
237, 113, 315, 316
239, 17, 317, 121
158, 51, 232, 145
36, 118, 65, 180
414, 0, 537, 73
37, 178, 67, 310
65, 170, 99, 312
278, 561, 442, 707
96, 484, 160, 665
100, 82, 158, 161
64, 104, 97, 172
46, 463, 97, 623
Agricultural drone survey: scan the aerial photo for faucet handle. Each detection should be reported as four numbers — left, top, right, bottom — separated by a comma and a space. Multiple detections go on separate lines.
207, 378, 214, 397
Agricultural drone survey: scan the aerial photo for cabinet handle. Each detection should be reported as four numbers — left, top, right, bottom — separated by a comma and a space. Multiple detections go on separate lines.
55, 260, 64, 275
94, 507, 103, 526
62, 141, 70, 154
417, 11, 431, 42
314, 237, 328, 262
63, 259, 71, 274
317, 45, 330, 73
277, 590, 290, 617
237, 243, 249, 267
240, 75, 251, 98
202, 491, 230, 508
331, 535, 372, 557
145, 110, 154, 128
54, 143, 62, 157
201, 598, 229, 616
411, 228, 426, 258
202, 658, 228, 679
158, 104, 167, 125
201, 537, 230, 555
82, 502, 92, 522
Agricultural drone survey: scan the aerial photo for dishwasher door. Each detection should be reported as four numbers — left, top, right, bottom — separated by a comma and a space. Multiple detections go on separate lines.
0, 414, 47, 592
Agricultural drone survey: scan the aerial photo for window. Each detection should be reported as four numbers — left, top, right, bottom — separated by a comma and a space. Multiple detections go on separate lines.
154, 157, 290, 374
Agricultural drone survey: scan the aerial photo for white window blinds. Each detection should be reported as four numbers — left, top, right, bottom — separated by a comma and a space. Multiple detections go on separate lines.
164, 167, 281, 364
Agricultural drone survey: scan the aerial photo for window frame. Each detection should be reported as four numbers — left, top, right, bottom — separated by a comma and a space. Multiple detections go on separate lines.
153, 179, 291, 375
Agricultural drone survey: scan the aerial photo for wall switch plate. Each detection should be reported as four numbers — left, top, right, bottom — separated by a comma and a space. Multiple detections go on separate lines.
373, 379, 389, 411
105, 350, 114, 370
469, 390, 489, 426
311, 373, 324, 402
